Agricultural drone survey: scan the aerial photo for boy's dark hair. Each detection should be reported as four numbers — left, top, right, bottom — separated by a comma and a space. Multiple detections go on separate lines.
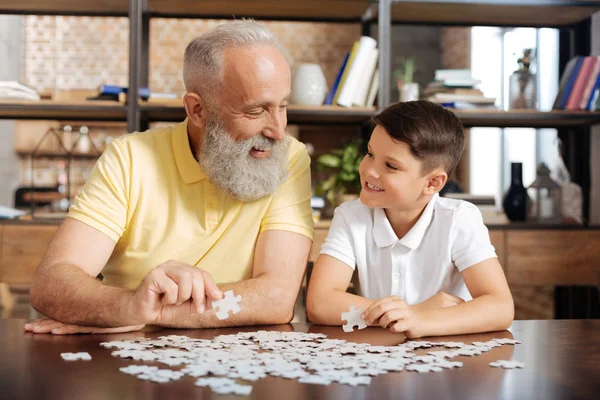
371, 100, 465, 176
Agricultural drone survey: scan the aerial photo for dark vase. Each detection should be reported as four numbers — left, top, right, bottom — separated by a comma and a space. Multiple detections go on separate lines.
502, 162, 528, 222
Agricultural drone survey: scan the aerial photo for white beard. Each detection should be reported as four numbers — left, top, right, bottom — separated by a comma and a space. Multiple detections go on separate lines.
198, 117, 290, 202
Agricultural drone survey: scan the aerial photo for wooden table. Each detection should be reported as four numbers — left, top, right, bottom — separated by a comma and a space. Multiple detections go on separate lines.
0, 318, 598, 399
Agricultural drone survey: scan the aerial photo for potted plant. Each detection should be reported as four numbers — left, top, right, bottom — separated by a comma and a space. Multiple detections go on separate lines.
316, 140, 363, 207
394, 57, 419, 102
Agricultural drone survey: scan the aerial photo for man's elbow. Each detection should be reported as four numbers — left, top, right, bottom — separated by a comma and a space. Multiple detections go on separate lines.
29, 270, 50, 316
262, 302, 295, 325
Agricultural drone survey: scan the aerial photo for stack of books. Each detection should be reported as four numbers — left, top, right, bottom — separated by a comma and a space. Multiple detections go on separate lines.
424, 69, 496, 109
553, 56, 600, 111
325, 36, 380, 108
0, 81, 40, 101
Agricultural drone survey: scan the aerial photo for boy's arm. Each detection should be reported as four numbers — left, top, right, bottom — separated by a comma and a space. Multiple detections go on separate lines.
364, 257, 514, 338
306, 254, 373, 325
415, 257, 514, 336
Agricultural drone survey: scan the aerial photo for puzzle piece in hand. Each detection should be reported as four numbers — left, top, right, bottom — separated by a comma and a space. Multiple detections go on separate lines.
212, 290, 242, 320
61, 352, 91, 361
489, 360, 525, 369
341, 306, 367, 332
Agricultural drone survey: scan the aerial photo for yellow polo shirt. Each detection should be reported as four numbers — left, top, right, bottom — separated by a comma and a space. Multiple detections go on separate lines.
68, 120, 313, 289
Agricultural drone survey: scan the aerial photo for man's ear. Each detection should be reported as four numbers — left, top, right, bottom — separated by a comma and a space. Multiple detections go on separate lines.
424, 169, 448, 195
183, 92, 209, 128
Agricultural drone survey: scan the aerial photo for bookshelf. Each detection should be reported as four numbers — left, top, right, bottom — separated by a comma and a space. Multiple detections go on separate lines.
455, 109, 600, 128
0, 100, 127, 122
146, 0, 373, 22
389, 0, 600, 27
0, 0, 128, 16
141, 103, 377, 125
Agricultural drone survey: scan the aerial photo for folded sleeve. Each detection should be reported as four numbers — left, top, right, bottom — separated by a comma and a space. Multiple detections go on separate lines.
260, 141, 314, 240
451, 203, 497, 271
67, 140, 130, 242
319, 206, 356, 269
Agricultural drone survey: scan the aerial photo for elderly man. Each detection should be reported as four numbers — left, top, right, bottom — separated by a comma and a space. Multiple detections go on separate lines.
25, 20, 313, 334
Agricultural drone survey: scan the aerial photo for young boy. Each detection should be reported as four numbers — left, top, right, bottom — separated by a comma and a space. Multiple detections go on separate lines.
307, 101, 514, 338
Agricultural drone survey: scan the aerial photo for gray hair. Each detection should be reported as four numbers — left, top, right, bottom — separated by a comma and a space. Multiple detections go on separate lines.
183, 20, 280, 101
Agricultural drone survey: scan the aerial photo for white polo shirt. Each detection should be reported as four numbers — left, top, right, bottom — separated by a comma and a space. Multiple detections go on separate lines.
320, 194, 497, 304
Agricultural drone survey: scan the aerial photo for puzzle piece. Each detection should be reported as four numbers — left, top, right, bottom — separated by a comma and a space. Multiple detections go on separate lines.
406, 363, 443, 373
489, 360, 525, 369
61, 352, 91, 361
341, 306, 367, 332
212, 290, 242, 320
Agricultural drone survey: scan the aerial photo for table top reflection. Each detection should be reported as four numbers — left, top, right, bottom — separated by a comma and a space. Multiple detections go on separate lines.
0, 319, 598, 400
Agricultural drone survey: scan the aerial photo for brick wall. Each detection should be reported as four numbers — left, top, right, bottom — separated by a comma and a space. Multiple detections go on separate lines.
22, 16, 359, 94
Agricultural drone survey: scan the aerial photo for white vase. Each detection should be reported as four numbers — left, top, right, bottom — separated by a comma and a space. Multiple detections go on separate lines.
400, 82, 419, 102
291, 63, 328, 106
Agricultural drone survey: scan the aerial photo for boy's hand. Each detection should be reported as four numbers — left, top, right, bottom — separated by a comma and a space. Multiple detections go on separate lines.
361, 296, 426, 338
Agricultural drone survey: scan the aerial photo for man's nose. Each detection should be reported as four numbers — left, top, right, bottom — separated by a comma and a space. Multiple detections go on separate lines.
263, 109, 286, 141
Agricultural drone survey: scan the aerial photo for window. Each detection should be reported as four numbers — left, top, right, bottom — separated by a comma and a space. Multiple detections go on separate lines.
469, 27, 559, 203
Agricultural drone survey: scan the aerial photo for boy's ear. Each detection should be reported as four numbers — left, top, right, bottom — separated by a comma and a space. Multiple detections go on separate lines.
424, 169, 448, 195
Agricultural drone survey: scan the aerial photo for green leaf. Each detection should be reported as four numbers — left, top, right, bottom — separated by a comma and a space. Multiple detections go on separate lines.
319, 175, 337, 192
317, 154, 341, 168
339, 171, 356, 181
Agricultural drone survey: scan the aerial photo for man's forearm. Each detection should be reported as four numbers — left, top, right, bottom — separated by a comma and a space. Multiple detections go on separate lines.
419, 294, 514, 337
30, 262, 137, 327
156, 276, 302, 329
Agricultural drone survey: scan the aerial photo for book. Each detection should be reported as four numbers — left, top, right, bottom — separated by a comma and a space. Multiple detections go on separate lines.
423, 87, 483, 97
98, 84, 125, 96
332, 41, 359, 106
0, 81, 40, 101
365, 68, 380, 107
427, 93, 496, 104
579, 56, 600, 110
352, 48, 379, 107
337, 36, 378, 107
324, 53, 349, 105
434, 69, 473, 82
587, 73, 600, 111
566, 56, 593, 110
553, 56, 582, 109
427, 79, 481, 88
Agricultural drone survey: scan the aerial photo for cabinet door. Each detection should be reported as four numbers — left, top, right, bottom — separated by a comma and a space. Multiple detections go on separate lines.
310, 227, 329, 263
506, 230, 600, 286
489, 230, 506, 272
1, 225, 58, 285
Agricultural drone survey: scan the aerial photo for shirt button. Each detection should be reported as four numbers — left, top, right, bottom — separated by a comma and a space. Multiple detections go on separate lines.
393, 272, 400, 280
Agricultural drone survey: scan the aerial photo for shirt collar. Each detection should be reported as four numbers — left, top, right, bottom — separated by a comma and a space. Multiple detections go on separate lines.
373, 193, 438, 250
172, 118, 207, 184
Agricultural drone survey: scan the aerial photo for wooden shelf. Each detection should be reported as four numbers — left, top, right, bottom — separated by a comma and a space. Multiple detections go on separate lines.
0, 100, 128, 122
0, 0, 128, 16
454, 109, 600, 128
141, 104, 376, 125
147, 0, 373, 21
390, 0, 600, 27
16, 151, 101, 159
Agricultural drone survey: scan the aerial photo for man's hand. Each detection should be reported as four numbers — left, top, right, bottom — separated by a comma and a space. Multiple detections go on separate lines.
416, 291, 465, 311
131, 260, 224, 325
24, 318, 144, 335
361, 296, 426, 338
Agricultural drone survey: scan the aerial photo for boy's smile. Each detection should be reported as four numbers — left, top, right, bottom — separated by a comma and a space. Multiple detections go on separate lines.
365, 181, 384, 192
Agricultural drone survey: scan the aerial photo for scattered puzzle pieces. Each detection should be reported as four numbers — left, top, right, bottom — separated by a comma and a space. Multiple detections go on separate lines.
341, 305, 367, 332
489, 360, 525, 369
60, 352, 91, 361
212, 290, 242, 320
